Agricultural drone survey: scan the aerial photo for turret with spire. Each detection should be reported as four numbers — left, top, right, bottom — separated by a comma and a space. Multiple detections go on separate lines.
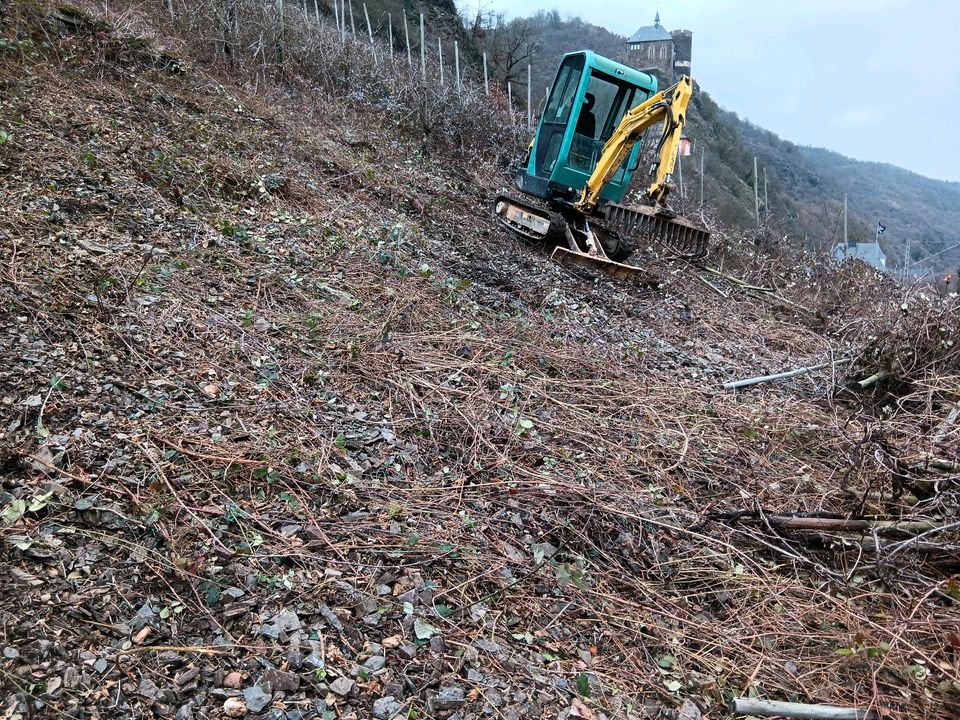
625, 11, 694, 86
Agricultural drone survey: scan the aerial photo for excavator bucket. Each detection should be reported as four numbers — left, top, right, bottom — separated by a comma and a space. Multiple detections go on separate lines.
602, 202, 711, 260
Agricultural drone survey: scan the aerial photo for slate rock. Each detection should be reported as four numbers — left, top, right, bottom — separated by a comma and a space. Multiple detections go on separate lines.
318, 603, 344, 631
678, 698, 702, 720
243, 685, 274, 713
305, 650, 325, 668
373, 696, 404, 719
286, 648, 304, 670
428, 686, 465, 713
274, 610, 301, 633
264, 668, 299, 692
329, 676, 354, 696
474, 639, 500, 654
138, 678, 163, 700
362, 655, 386, 672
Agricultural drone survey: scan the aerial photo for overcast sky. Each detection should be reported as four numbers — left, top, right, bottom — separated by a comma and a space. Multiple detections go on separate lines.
455, 0, 959, 182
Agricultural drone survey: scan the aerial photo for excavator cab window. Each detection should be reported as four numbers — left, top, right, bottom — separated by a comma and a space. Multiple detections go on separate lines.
525, 51, 655, 204
536, 55, 584, 177
569, 72, 639, 182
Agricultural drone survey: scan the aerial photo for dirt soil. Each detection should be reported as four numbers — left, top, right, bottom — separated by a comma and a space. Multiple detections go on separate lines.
1, 4, 958, 720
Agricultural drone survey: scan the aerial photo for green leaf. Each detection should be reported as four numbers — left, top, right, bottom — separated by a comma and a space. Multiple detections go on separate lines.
518, 418, 534, 430
49, 375, 67, 391
434, 604, 451, 618
199, 580, 222, 606
28, 491, 53, 513
835, 647, 856, 656
576, 672, 591, 697
664, 679, 683, 692
334, 433, 346, 449
657, 654, 675, 669
407, 533, 419, 547
1, 499, 26, 525
413, 618, 438, 640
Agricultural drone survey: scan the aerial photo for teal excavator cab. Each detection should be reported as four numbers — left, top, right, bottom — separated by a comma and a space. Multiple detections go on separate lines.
516, 51, 657, 205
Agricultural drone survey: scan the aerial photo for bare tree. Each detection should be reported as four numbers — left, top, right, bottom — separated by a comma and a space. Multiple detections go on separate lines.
219, 0, 239, 65
474, 13, 540, 89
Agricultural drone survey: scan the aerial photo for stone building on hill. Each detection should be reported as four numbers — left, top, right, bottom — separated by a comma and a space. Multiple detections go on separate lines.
625, 12, 693, 87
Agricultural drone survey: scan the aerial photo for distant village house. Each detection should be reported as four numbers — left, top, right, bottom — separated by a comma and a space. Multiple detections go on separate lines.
833, 242, 887, 269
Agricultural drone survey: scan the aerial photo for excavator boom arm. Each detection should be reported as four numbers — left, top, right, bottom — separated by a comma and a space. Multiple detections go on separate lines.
576, 76, 694, 215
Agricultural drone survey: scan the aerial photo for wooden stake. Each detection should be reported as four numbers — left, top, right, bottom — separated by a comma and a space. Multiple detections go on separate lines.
678, 149, 684, 198
454, 40, 460, 90
438, 38, 443, 84
508, 81, 513, 117
527, 63, 532, 129
419, 13, 425, 81
363, 3, 375, 62
843, 193, 848, 257
753, 156, 760, 226
763, 166, 768, 216
483, 52, 489, 95
388, 13, 393, 60
699, 148, 704, 211
403, 13, 411, 69
276, 0, 285, 69
348, 0, 355, 37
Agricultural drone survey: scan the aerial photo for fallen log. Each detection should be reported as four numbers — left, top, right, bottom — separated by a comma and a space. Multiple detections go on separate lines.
763, 516, 936, 533
730, 697, 879, 720
716, 512, 939, 535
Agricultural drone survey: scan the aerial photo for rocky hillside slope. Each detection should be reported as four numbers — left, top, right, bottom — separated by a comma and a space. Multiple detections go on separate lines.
1, 4, 959, 720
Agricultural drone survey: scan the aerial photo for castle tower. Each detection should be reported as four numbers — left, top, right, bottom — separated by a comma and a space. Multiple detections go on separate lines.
671, 29, 692, 79
626, 12, 675, 86
624, 13, 694, 86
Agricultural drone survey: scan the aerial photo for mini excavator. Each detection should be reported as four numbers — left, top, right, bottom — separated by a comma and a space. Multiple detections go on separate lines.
495, 51, 710, 278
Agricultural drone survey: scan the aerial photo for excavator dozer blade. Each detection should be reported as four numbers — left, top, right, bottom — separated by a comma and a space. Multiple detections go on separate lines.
602, 203, 711, 260
550, 246, 660, 285
494, 194, 661, 284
